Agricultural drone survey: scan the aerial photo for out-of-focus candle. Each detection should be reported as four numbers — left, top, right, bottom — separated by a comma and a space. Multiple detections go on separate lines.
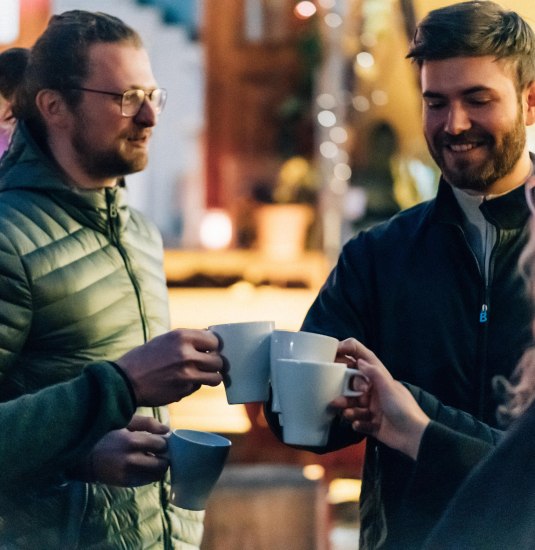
200, 209, 233, 250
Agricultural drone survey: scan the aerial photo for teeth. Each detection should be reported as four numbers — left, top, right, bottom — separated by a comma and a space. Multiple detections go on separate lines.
449, 143, 477, 152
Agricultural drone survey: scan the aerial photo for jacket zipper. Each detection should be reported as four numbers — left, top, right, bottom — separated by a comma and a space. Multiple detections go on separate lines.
478, 223, 500, 417
454, 222, 495, 420
105, 189, 170, 546
105, 188, 148, 343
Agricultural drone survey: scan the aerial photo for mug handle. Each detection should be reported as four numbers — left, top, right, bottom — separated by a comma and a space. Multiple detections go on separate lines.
342, 369, 369, 397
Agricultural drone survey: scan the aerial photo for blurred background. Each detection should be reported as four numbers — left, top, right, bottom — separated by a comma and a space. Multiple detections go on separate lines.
2, 1, 534, 548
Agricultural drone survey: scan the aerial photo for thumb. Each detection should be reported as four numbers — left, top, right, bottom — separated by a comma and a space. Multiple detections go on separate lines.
127, 414, 170, 435
357, 359, 394, 394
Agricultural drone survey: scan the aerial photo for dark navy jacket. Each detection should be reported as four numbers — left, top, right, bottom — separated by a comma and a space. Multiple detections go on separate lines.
300, 179, 532, 548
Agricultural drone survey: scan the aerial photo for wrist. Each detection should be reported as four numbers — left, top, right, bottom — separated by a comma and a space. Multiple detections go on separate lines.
108, 361, 139, 408
401, 416, 430, 460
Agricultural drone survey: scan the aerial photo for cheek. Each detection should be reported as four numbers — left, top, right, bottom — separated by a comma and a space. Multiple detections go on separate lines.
422, 112, 442, 139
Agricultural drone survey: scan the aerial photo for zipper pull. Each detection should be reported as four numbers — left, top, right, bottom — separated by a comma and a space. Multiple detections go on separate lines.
479, 304, 488, 323
105, 188, 118, 218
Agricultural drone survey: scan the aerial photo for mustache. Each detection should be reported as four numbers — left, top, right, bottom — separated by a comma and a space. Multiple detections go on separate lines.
437, 131, 493, 147
125, 130, 152, 140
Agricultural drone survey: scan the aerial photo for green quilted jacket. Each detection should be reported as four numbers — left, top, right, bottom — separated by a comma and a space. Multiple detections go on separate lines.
0, 124, 203, 549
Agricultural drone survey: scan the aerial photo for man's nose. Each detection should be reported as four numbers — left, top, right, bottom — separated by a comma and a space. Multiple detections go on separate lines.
444, 104, 471, 135
134, 98, 158, 127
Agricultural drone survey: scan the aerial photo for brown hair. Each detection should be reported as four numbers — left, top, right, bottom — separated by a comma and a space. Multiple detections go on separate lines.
15, 10, 143, 137
0, 47, 29, 100
407, 1, 535, 91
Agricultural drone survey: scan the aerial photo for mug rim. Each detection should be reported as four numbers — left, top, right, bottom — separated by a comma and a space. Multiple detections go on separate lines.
172, 429, 232, 448
208, 320, 275, 330
271, 330, 338, 343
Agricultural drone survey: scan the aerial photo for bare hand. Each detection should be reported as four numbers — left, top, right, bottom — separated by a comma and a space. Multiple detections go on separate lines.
330, 338, 430, 460
86, 415, 170, 487
115, 329, 224, 406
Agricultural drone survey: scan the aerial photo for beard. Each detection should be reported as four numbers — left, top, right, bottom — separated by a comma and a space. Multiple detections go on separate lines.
71, 115, 150, 180
426, 108, 526, 193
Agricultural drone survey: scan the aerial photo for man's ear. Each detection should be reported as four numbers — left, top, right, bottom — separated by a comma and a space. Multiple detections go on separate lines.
523, 81, 535, 126
35, 89, 71, 128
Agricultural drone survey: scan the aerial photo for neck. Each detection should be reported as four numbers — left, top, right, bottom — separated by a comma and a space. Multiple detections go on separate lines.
47, 135, 118, 190
483, 149, 532, 196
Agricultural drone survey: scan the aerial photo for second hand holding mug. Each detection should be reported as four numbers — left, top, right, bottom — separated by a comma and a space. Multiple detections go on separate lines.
275, 359, 367, 447
208, 320, 275, 404
270, 330, 339, 418
166, 429, 232, 511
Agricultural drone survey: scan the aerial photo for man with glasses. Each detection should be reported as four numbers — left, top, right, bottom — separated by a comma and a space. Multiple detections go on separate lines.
0, 11, 221, 549
267, 1, 535, 548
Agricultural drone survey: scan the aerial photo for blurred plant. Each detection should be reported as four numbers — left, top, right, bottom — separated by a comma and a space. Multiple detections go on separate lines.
273, 155, 318, 204
252, 156, 319, 206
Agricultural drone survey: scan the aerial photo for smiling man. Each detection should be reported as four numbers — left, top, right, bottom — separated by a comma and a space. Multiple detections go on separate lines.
0, 11, 223, 550
266, 1, 535, 549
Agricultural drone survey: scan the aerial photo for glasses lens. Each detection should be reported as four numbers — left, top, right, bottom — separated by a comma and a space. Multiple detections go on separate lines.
121, 89, 167, 116
122, 89, 145, 117
149, 88, 167, 114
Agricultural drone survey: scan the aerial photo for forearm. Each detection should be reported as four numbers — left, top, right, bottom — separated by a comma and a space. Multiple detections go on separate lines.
405, 382, 503, 443
400, 383, 502, 519
0, 361, 136, 488
404, 421, 496, 519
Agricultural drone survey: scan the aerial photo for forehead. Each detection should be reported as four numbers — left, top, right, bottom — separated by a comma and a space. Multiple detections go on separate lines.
85, 42, 157, 88
420, 55, 518, 97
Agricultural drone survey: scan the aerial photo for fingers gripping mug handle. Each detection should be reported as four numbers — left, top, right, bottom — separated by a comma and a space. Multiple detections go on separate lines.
342, 369, 368, 397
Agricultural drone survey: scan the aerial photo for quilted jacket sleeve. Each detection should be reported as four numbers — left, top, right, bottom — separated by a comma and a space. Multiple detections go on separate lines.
0, 231, 33, 382
0, 361, 136, 490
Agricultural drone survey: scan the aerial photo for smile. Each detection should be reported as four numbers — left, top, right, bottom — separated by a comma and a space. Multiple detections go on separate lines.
448, 143, 479, 152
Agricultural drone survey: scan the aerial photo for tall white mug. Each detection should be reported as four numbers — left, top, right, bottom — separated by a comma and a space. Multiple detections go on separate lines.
270, 330, 338, 417
274, 359, 366, 447
209, 321, 275, 404
167, 429, 232, 511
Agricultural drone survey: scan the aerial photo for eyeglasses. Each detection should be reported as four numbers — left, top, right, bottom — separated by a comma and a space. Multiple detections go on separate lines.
526, 175, 535, 215
69, 87, 167, 117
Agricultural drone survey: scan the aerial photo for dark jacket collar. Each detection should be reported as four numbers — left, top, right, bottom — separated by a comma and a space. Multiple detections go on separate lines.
431, 161, 532, 230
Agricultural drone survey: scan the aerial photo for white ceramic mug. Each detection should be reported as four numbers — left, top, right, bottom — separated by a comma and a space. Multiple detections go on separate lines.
274, 359, 366, 447
270, 330, 338, 416
166, 429, 232, 511
208, 321, 275, 404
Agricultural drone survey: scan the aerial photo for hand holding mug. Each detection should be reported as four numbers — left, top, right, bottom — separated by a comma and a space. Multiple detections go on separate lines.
166, 429, 231, 510
274, 358, 369, 447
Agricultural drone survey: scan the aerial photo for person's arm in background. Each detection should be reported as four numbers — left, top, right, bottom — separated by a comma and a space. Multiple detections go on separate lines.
0, 361, 134, 489
331, 338, 502, 518
333, 338, 502, 456
422, 400, 535, 550
1, 329, 223, 490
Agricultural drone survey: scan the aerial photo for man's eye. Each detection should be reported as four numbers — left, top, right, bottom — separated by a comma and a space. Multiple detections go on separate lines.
424, 101, 445, 110
468, 98, 491, 106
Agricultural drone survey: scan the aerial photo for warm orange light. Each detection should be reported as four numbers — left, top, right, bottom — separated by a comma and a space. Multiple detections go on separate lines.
294, 1, 317, 20
200, 209, 233, 250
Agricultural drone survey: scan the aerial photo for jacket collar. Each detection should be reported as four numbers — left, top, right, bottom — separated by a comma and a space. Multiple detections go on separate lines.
0, 122, 131, 233
431, 161, 532, 231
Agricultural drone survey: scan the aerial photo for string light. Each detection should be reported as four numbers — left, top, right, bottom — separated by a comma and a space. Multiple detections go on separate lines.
294, 1, 317, 19
316, 93, 337, 109
317, 110, 337, 128
324, 12, 343, 28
